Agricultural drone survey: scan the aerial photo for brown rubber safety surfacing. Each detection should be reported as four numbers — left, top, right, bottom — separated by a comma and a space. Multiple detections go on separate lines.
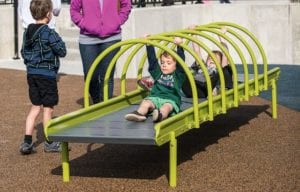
0, 69, 299, 192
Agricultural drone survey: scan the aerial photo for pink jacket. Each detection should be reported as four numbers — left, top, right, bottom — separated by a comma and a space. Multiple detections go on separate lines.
70, 0, 131, 38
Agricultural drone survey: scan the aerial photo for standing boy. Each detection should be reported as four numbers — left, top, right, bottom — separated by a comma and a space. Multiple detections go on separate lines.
20, 0, 67, 155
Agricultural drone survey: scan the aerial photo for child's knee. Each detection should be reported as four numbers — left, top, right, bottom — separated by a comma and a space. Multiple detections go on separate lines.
43, 107, 54, 114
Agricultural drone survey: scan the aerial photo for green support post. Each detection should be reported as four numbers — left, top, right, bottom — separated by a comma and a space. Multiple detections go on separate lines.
169, 131, 177, 187
62, 142, 70, 182
271, 79, 278, 119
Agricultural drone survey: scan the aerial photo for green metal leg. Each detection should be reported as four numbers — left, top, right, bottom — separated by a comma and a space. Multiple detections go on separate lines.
169, 132, 177, 187
271, 79, 278, 119
62, 142, 70, 182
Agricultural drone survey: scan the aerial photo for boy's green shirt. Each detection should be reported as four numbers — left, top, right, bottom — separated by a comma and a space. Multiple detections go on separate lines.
146, 45, 186, 108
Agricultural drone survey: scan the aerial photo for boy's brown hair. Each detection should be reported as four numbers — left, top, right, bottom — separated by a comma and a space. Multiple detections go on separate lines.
160, 51, 176, 62
30, 0, 53, 20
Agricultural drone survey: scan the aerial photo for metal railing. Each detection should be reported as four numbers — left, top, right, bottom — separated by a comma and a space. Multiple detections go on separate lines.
0, 0, 13, 5
1, 0, 299, 5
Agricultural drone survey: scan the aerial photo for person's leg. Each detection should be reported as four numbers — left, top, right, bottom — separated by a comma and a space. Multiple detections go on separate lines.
98, 40, 121, 101
125, 99, 155, 122
220, 0, 230, 3
42, 106, 62, 152
36, 76, 61, 152
159, 103, 173, 119
79, 43, 103, 104
137, 99, 155, 115
42, 106, 60, 152
162, 0, 174, 6
137, 0, 146, 7
25, 105, 41, 136
20, 75, 42, 154
152, 102, 173, 122
20, 105, 41, 154
43, 107, 54, 127
195, 0, 204, 4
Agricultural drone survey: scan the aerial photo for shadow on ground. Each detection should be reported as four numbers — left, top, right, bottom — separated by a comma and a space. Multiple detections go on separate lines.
51, 104, 269, 180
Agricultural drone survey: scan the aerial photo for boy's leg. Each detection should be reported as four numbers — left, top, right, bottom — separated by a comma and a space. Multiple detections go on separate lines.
43, 107, 54, 126
153, 103, 173, 122
43, 107, 61, 152
20, 105, 41, 155
125, 100, 155, 122
25, 105, 41, 135
137, 99, 155, 115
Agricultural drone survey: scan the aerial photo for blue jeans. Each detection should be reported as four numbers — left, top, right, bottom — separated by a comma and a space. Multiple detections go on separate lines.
79, 40, 121, 104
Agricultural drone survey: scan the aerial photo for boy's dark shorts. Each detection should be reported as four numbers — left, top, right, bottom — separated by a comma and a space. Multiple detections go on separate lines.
27, 74, 58, 107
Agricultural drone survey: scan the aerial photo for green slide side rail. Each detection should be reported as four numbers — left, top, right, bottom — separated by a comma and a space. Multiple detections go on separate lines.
44, 22, 280, 187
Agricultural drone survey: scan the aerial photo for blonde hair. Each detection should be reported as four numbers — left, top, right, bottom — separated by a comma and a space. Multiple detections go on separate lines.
206, 50, 223, 64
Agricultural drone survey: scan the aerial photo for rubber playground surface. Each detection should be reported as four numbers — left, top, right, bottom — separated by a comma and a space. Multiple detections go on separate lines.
0, 68, 299, 192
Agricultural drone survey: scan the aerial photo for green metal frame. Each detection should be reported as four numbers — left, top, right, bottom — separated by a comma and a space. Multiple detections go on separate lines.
44, 22, 280, 187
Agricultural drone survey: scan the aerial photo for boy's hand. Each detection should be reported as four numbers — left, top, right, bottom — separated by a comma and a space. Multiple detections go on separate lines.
188, 24, 197, 30
220, 26, 227, 34
142, 34, 151, 39
174, 37, 183, 45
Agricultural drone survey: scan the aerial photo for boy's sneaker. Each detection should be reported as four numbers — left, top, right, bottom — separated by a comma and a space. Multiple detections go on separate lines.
137, 77, 154, 91
44, 141, 61, 153
20, 142, 35, 155
152, 109, 163, 123
125, 111, 147, 122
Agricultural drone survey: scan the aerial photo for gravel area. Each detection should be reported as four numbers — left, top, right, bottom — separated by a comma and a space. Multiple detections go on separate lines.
0, 69, 299, 192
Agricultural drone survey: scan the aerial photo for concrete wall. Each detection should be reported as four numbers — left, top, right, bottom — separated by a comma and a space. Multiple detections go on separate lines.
0, 5, 16, 59
0, 3, 299, 77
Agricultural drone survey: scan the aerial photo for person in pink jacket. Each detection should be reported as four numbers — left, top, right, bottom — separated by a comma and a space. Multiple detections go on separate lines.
70, 0, 132, 104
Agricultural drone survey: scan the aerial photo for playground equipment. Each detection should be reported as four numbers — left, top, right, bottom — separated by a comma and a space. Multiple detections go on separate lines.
45, 22, 280, 187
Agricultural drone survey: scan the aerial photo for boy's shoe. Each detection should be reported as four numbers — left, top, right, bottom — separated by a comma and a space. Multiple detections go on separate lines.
137, 77, 154, 91
125, 111, 147, 122
20, 142, 35, 155
44, 141, 61, 153
152, 109, 163, 123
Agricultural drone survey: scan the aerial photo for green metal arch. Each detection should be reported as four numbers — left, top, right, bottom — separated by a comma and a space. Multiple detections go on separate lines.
194, 27, 250, 101
84, 38, 202, 127
206, 24, 260, 96
149, 33, 225, 118
177, 29, 241, 105
210, 21, 268, 90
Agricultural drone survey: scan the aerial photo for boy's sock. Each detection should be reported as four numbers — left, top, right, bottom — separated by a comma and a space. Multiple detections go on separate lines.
24, 135, 32, 144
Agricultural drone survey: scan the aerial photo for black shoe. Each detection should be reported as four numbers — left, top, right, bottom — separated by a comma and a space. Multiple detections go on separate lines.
20, 142, 35, 155
125, 111, 147, 122
44, 141, 62, 152
152, 109, 163, 123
